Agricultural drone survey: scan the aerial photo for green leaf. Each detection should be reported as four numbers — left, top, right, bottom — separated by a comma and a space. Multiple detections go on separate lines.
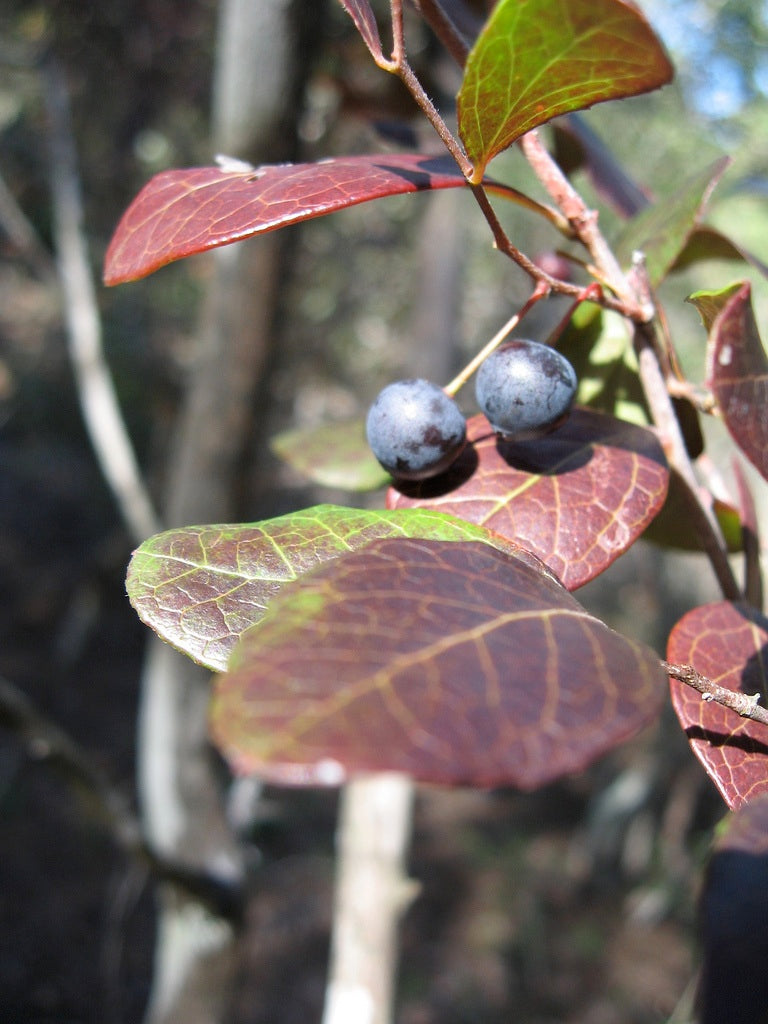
210, 538, 666, 787
126, 504, 545, 672
270, 418, 391, 492
687, 281, 746, 333
614, 157, 730, 286
558, 303, 648, 425
457, 0, 673, 182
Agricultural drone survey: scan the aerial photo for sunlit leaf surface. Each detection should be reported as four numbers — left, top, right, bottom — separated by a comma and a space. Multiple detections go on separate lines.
103, 155, 530, 284
668, 601, 768, 810
387, 411, 668, 590
558, 303, 647, 425
127, 504, 543, 672
211, 538, 666, 787
457, 0, 673, 181
337, 0, 384, 62
687, 282, 745, 332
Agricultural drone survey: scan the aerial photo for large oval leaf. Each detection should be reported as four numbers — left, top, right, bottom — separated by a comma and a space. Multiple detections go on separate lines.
126, 504, 545, 672
210, 538, 666, 787
700, 282, 768, 483
386, 411, 669, 590
103, 154, 544, 284
457, 0, 673, 181
668, 601, 768, 811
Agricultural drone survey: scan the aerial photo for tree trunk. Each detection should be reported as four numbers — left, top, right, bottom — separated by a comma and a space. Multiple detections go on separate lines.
139, 4, 324, 1022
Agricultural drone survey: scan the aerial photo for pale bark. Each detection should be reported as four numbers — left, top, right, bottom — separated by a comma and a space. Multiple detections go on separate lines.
322, 775, 417, 1024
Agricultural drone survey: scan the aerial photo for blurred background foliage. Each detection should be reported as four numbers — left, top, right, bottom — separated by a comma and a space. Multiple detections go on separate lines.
1, 1, 767, 1022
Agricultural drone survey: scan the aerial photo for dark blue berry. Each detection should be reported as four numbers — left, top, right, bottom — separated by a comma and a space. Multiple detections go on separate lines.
366, 379, 466, 481
475, 339, 577, 440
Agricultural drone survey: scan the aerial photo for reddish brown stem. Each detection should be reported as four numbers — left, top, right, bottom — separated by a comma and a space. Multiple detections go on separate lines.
634, 324, 741, 602
444, 282, 550, 396
468, 184, 639, 316
412, 0, 475, 66
544, 283, 604, 348
518, 131, 652, 323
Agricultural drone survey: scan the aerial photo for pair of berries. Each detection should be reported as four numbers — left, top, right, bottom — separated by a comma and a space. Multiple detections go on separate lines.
366, 339, 577, 481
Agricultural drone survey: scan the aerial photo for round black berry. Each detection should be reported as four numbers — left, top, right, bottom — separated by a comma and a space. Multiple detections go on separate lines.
475, 339, 577, 440
366, 379, 466, 481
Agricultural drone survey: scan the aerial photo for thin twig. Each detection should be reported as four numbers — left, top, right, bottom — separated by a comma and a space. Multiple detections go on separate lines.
635, 323, 742, 601
43, 57, 161, 545
663, 661, 768, 728
383, 9, 651, 321
468, 183, 641, 315
510, 124, 741, 603
518, 130, 653, 322
0, 170, 57, 283
0, 674, 242, 916
395, 57, 474, 178
443, 282, 550, 396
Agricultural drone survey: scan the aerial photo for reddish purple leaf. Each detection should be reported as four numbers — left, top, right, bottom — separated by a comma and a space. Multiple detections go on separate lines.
103, 153, 562, 285
386, 411, 669, 590
104, 154, 488, 284
210, 538, 666, 788
704, 282, 768, 483
667, 601, 768, 810
104, 154, 470, 284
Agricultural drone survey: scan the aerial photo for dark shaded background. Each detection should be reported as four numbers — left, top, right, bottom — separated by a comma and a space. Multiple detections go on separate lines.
1, 1, 761, 1022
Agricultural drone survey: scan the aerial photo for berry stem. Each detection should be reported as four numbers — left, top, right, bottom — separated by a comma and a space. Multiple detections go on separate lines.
543, 282, 605, 348
443, 282, 550, 398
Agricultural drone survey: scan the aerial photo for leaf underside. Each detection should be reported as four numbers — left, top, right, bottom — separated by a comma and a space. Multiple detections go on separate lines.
210, 538, 666, 788
668, 601, 768, 811
387, 411, 669, 590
